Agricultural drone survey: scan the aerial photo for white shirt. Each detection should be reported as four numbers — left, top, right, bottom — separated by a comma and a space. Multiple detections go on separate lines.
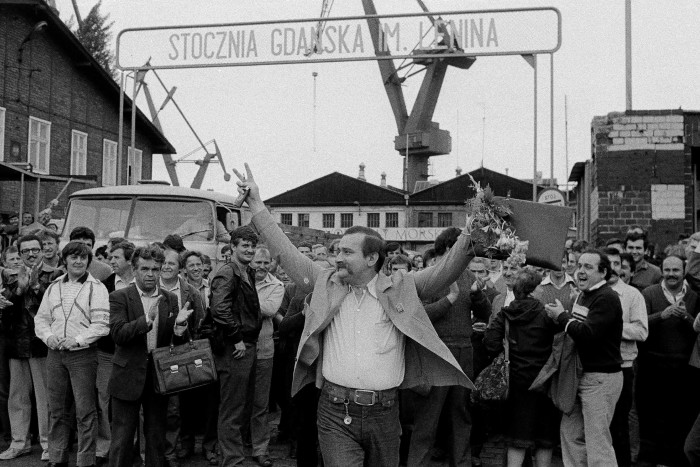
135, 284, 160, 351
322, 275, 405, 390
114, 274, 131, 291
612, 279, 648, 366
504, 289, 515, 307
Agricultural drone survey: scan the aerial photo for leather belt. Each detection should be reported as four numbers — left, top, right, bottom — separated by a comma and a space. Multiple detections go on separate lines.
323, 380, 398, 407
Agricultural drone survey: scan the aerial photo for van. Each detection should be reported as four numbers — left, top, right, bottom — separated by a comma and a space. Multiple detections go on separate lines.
60, 184, 250, 269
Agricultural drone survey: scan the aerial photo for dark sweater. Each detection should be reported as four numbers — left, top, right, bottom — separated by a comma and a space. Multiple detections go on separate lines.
556, 283, 623, 373
640, 283, 698, 367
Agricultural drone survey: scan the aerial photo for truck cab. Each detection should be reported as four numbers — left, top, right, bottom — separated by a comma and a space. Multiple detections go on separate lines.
60, 184, 250, 269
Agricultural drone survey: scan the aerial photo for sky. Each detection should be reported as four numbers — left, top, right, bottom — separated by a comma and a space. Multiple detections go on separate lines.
54, 0, 700, 199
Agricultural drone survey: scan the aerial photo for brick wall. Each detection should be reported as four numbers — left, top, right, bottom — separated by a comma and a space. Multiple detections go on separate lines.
589, 110, 692, 248
0, 5, 156, 187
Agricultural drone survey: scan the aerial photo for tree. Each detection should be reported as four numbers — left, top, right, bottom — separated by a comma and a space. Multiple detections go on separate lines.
74, 1, 117, 79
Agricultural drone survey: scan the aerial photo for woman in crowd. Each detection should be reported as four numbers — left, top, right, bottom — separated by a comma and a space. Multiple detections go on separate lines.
484, 268, 560, 467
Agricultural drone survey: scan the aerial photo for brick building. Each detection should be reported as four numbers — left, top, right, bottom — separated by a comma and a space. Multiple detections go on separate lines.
0, 0, 174, 221
570, 109, 700, 249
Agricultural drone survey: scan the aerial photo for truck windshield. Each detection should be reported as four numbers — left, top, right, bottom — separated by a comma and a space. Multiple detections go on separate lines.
129, 198, 214, 241
63, 198, 131, 239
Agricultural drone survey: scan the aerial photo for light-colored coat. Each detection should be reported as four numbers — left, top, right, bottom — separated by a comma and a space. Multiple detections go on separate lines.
252, 210, 475, 396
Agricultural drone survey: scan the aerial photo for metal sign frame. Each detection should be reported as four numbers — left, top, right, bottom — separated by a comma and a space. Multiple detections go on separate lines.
116, 7, 561, 71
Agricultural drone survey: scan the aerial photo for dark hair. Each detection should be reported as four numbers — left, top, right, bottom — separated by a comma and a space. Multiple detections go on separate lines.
513, 269, 543, 300
17, 234, 43, 251
23, 212, 34, 221
163, 234, 186, 253
110, 241, 136, 261
61, 241, 93, 267
95, 245, 108, 258
571, 239, 589, 253
388, 254, 412, 271
422, 248, 436, 266
625, 232, 648, 250
38, 230, 59, 244
434, 227, 462, 256
384, 242, 401, 254
201, 254, 212, 265
230, 226, 258, 247
108, 237, 126, 248
620, 252, 636, 273
2, 245, 18, 263
344, 225, 386, 273
182, 250, 204, 269
69, 226, 96, 246
605, 237, 623, 247
679, 233, 690, 241
602, 247, 621, 259
583, 249, 612, 281
131, 244, 166, 268
221, 245, 232, 254
296, 241, 313, 250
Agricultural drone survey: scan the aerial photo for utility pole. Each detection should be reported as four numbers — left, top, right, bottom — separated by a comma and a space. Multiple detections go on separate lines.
312, 71, 318, 154
625, 0, 632, 110
565, 95, 569, 203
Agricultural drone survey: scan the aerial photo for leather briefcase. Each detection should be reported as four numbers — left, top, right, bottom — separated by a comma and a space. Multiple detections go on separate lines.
151, 338, 217, 395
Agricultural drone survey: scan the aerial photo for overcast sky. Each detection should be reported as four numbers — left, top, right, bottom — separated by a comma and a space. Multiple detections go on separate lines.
54, 0, 700, 198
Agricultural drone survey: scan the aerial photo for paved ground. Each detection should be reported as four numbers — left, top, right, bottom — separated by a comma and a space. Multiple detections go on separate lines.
0, 412, 565, 466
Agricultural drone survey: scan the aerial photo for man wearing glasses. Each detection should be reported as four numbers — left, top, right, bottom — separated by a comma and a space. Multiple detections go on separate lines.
0, 235, 58, 461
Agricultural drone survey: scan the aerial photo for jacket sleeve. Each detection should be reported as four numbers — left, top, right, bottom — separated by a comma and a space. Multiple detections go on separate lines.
423, 296, 452, 323
33, 284, 55, 344
279, 294, 307, 337
209, 265, 243, 342
251, 210, 322, 296
484, 309, 505, 355
471, 288, 492, 322
413, 233, 473, 300
643, 287, 665, 324
110, 291, 150, 346
74, 282, 110, 347
622, 287, 648, 342
557, 295, 620, 344
259, 282, 284, 318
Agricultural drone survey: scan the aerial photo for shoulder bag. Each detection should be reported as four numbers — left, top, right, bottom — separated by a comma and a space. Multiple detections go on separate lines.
471, 319, 510, 403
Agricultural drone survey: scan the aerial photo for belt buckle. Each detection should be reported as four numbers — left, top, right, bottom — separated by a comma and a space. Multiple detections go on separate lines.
353, 389, 376, 406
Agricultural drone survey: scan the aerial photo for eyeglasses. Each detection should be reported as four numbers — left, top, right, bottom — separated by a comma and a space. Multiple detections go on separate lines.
20, 248, 41, 255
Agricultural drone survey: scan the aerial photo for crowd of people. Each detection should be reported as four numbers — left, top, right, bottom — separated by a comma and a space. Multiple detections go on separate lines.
0, 168, 698, 467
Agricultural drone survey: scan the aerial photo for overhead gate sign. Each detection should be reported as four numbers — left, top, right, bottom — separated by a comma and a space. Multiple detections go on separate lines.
116, 8, 561, 70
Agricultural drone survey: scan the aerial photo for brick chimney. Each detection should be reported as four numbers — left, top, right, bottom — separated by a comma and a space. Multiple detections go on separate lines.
380, 172, 387, 188
358, 162, 366, 181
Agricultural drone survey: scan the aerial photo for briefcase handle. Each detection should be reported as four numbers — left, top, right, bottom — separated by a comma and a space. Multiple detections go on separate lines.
168, 334, 197, 355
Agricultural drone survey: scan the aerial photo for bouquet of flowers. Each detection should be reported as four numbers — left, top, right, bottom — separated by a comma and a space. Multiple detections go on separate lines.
465, 174, 528, 265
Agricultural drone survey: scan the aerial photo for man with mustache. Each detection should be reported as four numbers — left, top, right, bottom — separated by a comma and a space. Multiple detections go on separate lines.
636, 255, 700, 467
233, 163, 473, 467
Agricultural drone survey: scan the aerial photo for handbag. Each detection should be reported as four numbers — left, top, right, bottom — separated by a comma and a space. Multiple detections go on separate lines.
471, 319, 510, 403
151, 337, 218, 395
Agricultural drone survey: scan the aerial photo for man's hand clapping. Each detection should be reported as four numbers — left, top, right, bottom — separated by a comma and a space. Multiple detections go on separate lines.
176, 301, 193, 326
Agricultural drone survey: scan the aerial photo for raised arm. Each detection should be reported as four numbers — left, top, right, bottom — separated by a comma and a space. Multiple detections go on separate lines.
234, 163, 322, 295
413, 232, 474, 299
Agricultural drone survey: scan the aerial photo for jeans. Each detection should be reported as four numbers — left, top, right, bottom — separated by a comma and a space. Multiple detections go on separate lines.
317, 384, 401, 467
8, 357, 48, 451
215, 342, 256, 466
560, 371, 623, 467
0, 337, 11, 441
292, 384, 319, 467
164, 395, 180, 460
407, 344, 473, 467
610, 367, 634, 467
95, 350, 113, 458
250, 357, 273, 457
47, 348, 98, 466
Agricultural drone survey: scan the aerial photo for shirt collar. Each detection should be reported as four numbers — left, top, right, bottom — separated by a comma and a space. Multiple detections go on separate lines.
587, 280, 607, 292
62, 272, 89, 284
160, 277, 182, 293
541, 273, 575, 286
347, 274, 379, 299
135, 283, 160, 298
661, 279, 687, 300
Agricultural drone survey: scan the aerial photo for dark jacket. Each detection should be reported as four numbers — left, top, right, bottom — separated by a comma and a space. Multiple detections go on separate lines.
108, 284, 188, 401
555, 284, 623, 373
484, 297, 557, 388
209, 260, 262, 344
2, 263, 59, 359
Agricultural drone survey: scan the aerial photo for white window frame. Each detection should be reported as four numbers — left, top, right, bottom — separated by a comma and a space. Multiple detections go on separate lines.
127, 146, 142, 185
102, 139, 118, 186
0, 107, 5, 162
28, 116, 51, 174
70, 130, 88, 175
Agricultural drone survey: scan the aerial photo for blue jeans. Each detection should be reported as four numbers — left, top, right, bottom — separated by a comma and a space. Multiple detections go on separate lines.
47, 348, 98, 467
317, 385, 401, 467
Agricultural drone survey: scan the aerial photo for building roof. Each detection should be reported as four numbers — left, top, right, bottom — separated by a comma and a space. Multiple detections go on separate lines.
69, 184, 242, 206
569, 161, 586, 183
265, 172, 407, 207
2, 0, 175, 154
409, 166, 541, 205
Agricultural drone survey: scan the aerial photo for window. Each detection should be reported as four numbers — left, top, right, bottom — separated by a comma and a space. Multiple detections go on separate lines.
71, 130, 88, 175
367, 213, 380, 228
385, 212, 399, 228
418, 212, 433, 227
280, 213, 292, 225
102, 139, 118, 186
131, 199, 212, 241
298, 213, 309, 227
322, 213, 335, 228
127, 147, 142, 185
437, 212, 453, 227
0, 107, 5, 161
63, 198, 131, 240
341, 213, 353, 228
28, 117, 51, 174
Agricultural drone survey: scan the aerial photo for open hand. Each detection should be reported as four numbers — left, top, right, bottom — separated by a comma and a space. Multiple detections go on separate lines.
147, 296, 162, 323
232, 340, 246, 359
545, 299, 566, 319
59, 337, 79, 350
176, 301, 193, 325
